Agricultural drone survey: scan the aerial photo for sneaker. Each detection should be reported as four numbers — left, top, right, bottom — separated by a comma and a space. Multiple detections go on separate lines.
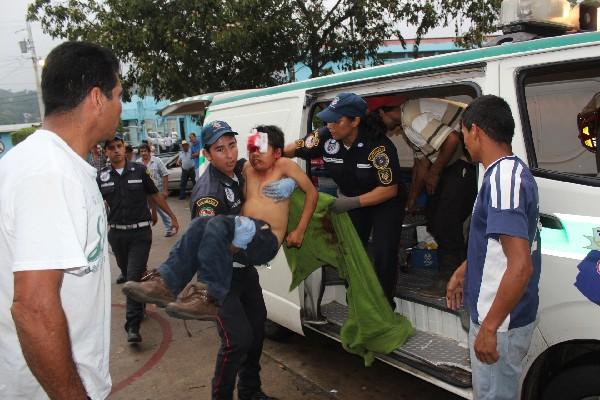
122, 270, 175, 308
165, 281, 218, 321
238, 390, 279, 400
164, 230, 176, 237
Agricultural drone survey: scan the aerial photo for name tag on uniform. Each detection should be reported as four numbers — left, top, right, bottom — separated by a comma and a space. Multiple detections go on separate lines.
356, 163, 372, 169
100, 182, 115, 188
128, 179, 142, 184
323, 157, 343, 164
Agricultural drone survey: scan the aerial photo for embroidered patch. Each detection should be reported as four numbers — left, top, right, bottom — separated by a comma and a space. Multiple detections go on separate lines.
304, 131, 320, 149
196, 197, 219, 208
127, 179, 142, 184
324, 139, 340, 155
198, 206, 216, 217
378, 168, 393, 185
368, 146, 386, 161
323, 157, 344, 163
99, 171, 110, 182
372, 153, 389, 170
224, 187, 235, 202
356, 163, 372, 169
295, 139, 305, 149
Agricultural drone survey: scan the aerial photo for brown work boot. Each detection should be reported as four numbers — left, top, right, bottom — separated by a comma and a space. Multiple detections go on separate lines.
165, 281, 219, 321
122, 270, 175, 308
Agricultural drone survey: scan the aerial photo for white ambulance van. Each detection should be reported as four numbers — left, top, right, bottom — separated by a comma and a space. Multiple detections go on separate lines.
191, 4, 600, 398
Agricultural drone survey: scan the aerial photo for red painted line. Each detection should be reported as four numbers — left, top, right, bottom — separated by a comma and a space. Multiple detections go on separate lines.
110, 304, 173, 395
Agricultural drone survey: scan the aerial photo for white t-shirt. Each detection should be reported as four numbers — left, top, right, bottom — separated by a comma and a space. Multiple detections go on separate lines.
0, 129, 112, 399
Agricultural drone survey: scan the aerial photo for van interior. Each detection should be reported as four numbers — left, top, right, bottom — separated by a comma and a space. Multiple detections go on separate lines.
299, 70, 600, 388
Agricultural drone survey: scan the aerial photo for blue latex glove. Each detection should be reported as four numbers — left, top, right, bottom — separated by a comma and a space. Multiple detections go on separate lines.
262, 177, 296, 202
232, 216, 256, 249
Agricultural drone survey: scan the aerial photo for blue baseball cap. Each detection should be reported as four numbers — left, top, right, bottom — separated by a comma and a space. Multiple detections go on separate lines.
317, 92, 367, 123
201, 120, 238, 147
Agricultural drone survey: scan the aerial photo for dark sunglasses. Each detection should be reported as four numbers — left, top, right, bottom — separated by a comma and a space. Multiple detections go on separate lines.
577, 109, 598, 153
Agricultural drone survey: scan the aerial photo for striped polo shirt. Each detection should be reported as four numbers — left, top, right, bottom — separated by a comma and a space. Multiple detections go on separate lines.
401, 98, 466, 163
464, 155, 541, 331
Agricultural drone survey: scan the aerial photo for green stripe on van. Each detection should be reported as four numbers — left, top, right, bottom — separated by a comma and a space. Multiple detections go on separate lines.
211, 32, 600, 107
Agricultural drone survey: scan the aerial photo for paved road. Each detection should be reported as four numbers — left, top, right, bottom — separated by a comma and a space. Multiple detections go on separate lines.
108, 195, 465, 399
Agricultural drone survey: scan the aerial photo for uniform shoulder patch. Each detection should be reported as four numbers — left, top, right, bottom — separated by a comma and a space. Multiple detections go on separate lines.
377, 168, 393, 185
368, 145, 386, 161
372, 152, 390, 170
198, 207, 216, 217
195, 197, 219, 208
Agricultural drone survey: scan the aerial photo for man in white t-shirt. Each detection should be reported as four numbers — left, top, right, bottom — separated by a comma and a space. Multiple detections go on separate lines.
0, 41, 121, 399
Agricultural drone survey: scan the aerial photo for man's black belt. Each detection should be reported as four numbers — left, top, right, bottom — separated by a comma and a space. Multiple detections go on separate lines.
109, 221, 152, 230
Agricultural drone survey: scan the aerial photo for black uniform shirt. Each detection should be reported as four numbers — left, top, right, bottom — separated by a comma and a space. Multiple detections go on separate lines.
295, 127, 403, 198
97, 161, 159, 225
189, 159, 246, 219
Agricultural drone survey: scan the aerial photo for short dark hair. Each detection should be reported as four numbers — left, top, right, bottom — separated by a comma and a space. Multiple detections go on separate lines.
255, 125, 284, 151
125, 145, 133, 153
42, 41, 120, 117
139, 143, 151, 152
461, 95, 515, 145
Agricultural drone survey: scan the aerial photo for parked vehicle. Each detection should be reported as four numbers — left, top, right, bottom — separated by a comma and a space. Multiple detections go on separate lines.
178, 3, 600, 399
159, 153, 194, 194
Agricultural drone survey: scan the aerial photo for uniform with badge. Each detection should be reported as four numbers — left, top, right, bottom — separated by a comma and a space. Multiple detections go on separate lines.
293, 93, 406, 304
97, 156, 158, 339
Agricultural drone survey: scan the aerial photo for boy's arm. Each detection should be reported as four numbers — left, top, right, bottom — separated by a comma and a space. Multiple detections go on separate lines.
281, 158, 318, 247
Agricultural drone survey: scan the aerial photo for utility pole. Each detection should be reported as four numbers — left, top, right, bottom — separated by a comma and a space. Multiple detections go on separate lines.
18, 21, 44, 120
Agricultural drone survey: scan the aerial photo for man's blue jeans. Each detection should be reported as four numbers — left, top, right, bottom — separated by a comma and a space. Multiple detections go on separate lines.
157, 207, 173, 234
157, 215, 278, 303
469, 321, 535, 400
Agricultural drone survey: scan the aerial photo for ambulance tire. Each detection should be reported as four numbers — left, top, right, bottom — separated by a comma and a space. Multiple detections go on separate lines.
542, 364, 600, 400
264, 319, 293, 342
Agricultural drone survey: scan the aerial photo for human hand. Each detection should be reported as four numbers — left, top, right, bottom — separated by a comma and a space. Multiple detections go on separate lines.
446, 270, 464, 310
474, 325, 500, 364
425, 171, 440, 195
329, 194, 360, 213
232, 216, 256, 250
286, 228, 304, 248
151, 208, 158, 226
170, 217, 179, 235
262, 177, 297, 202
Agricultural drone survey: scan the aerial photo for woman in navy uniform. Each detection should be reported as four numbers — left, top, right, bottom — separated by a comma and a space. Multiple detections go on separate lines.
284, 92, 406, 305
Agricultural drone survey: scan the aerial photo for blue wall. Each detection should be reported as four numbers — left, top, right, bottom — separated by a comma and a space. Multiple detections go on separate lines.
121, 95, 202, 146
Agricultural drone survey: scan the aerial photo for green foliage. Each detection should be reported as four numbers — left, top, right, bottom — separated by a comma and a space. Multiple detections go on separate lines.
11, 126, 38, 146
28, 0, 501, 99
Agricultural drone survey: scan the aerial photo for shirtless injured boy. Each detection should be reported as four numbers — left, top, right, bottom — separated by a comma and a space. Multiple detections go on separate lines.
123, 125, 318, 320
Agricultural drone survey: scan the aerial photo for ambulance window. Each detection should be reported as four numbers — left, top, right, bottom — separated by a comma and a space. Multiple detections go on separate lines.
519, 61, 600, 183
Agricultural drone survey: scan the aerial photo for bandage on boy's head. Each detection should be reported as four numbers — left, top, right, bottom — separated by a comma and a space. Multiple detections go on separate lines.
247, 129, 269, 153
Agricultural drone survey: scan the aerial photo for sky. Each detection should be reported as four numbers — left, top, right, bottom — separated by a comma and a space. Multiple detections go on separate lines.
0, 1, 465, 94
0, 0, 61, 92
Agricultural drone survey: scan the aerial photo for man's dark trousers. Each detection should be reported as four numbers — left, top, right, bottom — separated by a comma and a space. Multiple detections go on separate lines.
180, 167, 196, 197
212, 267, 266, 400
426, 159, 477, 275
108, 226, 152, 331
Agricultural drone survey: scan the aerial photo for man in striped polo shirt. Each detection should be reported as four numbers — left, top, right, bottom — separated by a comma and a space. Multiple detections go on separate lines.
447, 95, 541, 400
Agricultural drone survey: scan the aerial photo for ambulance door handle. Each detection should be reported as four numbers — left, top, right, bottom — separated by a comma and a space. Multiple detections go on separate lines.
540, 213, 564, 230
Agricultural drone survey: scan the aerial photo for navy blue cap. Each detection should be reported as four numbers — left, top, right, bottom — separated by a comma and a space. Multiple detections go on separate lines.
317, 92, 367, 123
103, 134, 124, 148
201, 120, 238, 147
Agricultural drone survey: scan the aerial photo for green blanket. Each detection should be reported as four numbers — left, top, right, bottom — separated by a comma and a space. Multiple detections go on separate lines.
283, 190, 412, 366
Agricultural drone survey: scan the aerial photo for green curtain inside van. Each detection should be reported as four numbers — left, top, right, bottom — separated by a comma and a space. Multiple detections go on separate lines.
284, 190, 412, 366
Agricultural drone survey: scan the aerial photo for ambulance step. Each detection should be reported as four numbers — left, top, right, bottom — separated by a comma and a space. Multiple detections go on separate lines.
317, 301, 472, 388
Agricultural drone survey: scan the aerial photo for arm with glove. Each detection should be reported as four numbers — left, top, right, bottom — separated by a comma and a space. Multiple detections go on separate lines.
330, 185, 398, 214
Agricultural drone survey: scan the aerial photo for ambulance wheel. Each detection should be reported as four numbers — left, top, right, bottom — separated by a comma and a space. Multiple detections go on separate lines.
542, 365, 600, 400
264, 319, 293, 342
